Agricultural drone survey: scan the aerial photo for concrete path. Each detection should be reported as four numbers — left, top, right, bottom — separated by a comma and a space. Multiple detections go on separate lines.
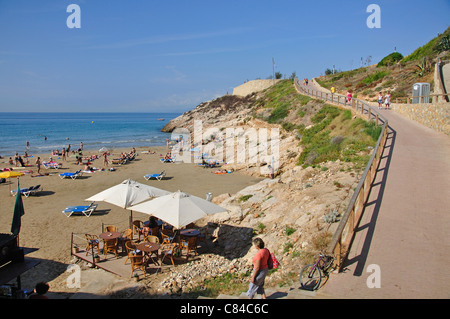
308, 84, 450, 298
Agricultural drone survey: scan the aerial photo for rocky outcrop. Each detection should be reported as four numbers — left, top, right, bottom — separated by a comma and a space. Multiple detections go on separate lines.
233, 79, 281, 97
155, 82, 364, 294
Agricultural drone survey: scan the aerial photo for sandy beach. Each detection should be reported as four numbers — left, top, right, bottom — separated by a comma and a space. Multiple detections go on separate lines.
0, 145, 262, 294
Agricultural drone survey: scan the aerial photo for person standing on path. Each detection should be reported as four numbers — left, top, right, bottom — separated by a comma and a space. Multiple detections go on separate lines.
378, 92, 384, 109
246, 237, 270, 299
384, 91, 391, 109
346, 91, 353, 105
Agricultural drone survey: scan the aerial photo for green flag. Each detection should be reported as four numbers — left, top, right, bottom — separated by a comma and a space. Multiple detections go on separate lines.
11, 181, 25, 236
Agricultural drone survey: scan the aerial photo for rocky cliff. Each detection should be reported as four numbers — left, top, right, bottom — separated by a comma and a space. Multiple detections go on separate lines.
157, 80, 373, 294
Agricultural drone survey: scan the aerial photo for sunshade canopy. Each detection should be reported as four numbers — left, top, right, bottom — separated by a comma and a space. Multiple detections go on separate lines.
85, 179, 170, 208
0, 171, 24, 179
130, 190, 227, 229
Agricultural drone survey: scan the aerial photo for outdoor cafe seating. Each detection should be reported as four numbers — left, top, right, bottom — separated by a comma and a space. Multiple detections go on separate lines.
72, 217, 207, 279
84, 234, 100, 256
132, 220, 145, 242
129, 250, 147, 278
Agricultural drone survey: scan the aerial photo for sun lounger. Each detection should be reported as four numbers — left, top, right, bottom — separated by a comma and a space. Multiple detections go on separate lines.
160, 157, 174, 163
144, 170, 166, 181
43, 161, 60, 169
11, 185, 43, 197
111, 158, 127, 165
62, 202, 98, 217
59, 170, 83, 180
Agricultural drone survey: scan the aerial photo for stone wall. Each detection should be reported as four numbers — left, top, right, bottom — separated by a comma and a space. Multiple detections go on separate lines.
233, 79, 281, 97
391, 102, 450, 135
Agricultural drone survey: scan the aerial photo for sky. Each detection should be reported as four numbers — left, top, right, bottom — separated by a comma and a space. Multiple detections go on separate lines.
0, 0, 449, 113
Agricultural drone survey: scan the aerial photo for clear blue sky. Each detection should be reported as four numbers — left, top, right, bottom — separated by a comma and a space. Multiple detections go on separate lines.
0, 0, 449, 113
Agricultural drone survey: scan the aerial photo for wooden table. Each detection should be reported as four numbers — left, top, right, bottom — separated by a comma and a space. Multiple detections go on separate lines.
136, 242, 161, 266
180, 229, 200, 237
99, 232, 121, 240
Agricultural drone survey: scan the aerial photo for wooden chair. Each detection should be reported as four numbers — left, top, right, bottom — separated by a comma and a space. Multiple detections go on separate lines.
119, 228, 133, 252
132, 220, 144, 241
161, 229, 174, 244
181, 236, 198, 259
124, 240, 136, 264
105, 225, 118, 232
159, 243, 178, 267
144, 235, 159, 244
84, 234, 100, 256
150, 226, 159, 237
103, 238, 118, 258
129, 251, 147, 278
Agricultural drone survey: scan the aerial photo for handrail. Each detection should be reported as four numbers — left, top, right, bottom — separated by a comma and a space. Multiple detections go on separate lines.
294, 79, 389, 271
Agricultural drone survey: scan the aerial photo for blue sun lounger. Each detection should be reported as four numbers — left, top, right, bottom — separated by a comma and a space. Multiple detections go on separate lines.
59, 169, 83, 180
62, 202, 98, 217
10, 185, 42, 197
144, 170, 166, 181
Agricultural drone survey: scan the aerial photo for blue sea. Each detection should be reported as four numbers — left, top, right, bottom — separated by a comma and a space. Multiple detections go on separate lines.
0, 112, 181, 157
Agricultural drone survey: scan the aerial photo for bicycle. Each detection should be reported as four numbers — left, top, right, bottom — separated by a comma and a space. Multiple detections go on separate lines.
299, 253, 335, 291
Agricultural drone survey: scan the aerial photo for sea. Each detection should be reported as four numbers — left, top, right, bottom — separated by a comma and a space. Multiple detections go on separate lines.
0, 112, 181, 157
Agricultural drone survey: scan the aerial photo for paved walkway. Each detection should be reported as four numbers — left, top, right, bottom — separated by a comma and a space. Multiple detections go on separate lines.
308, 84, 450, 298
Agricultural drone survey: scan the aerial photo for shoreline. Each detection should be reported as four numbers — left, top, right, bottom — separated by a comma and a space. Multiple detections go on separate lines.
0, 143, 262, 296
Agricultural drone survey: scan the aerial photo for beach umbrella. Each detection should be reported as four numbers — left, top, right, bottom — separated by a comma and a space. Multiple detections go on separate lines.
11, 180, 25, 238
0, 171, 24, 192
130, 190, 227, 229
85, 179, 171, 226
0, 170, 24, 179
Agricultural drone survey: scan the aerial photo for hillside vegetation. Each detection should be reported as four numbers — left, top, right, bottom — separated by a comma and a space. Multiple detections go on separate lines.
253, 80, 380, 170
316, 27, 450, 103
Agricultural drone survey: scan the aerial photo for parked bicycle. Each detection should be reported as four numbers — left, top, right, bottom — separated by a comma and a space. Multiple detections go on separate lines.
299, 253, 335, 291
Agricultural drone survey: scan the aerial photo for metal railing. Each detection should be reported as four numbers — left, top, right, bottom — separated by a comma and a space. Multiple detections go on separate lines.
294, 79, 389, 271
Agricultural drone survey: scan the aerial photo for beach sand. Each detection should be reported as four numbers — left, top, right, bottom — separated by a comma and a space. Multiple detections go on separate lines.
0, 146, 262, 295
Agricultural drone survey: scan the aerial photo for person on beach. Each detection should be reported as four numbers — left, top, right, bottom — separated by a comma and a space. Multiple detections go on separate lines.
62, 148, 66, 161
80, 142, 83, 151
103, 152, 109, 168
35, 157, 41, 175
378, 92, 384, 109
384, 91, 391, 109
14, 153, 19, 166
246, 237, 270, 299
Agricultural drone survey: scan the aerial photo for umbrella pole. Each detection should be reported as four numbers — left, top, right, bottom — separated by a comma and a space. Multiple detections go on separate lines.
129, 210, 133, 229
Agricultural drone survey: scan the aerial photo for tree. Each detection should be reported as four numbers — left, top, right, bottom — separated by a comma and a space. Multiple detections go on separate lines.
275, 72, 283, 79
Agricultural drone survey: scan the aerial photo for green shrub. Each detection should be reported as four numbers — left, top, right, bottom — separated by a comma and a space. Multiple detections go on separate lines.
377, 52, 404, 67
239, 194, 253, 202
362, 71, 390, 85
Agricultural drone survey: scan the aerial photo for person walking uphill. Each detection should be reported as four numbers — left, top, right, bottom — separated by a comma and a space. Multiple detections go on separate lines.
246, 237, 270, 299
